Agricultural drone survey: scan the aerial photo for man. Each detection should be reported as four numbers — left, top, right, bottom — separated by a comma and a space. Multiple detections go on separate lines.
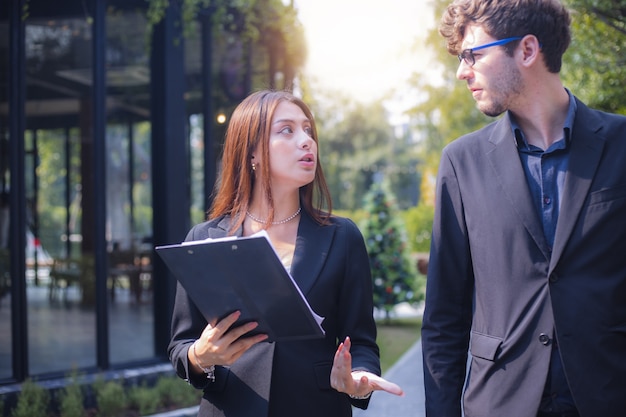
421, 1, 626, 417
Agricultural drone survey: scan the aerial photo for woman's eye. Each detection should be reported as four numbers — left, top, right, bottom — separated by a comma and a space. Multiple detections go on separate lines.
304, 127, 313, 136
279, 126, 293, 134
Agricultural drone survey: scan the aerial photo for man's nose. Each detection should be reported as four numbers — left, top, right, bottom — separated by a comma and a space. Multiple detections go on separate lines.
456, 60, 472, 80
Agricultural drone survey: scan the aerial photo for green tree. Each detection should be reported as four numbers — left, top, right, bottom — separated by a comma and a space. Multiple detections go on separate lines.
311, 92, 421, 210
314, 94, 393, 210
407, 0, 491, 151
361, 182, 421, 322
562, 0, 626, 113
402, 0, 492, 211
146, 0, 306, 91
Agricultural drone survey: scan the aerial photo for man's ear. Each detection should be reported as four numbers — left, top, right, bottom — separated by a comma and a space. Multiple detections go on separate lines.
518, 34, 542, 67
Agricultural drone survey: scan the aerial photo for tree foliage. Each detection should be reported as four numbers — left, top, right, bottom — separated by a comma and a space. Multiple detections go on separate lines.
146, 0, 306, 90
361, 181, 422, 321
562, 0, 626, 113
317, 98, 392, 210
403, 0, 493, 207
402, 203, 435, 253
407, 0, 492, 152
310, 92, 421, 210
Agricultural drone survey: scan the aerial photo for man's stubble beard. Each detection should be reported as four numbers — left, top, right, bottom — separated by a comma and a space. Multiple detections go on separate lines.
477, 62, 523, 118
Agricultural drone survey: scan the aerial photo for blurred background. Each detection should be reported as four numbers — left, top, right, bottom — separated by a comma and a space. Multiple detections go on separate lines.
0, 0, 624, 414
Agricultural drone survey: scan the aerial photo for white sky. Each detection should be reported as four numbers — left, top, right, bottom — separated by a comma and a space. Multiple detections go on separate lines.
293, 0, 438, 104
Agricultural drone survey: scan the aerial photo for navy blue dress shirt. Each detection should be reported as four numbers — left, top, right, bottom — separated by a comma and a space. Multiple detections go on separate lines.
511, 90, 579, 414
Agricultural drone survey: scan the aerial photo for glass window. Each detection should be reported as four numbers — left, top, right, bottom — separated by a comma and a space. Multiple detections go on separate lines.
24, 5, 98, 372
105, 6, 154, 364
183, 16, 206, 225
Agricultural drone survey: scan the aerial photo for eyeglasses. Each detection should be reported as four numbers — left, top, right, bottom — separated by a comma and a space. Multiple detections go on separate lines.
457, 36, 523, 66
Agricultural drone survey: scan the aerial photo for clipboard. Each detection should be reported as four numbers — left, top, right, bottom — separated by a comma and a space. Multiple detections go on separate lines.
155, 230, 325, 342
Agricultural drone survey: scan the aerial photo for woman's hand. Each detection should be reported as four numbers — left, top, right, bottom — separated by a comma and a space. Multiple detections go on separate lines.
189, 310, 268, 373
330, 336, 404, 398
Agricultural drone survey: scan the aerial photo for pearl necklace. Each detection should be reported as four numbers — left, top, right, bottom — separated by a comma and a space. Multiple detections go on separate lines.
246, 207, 301, 225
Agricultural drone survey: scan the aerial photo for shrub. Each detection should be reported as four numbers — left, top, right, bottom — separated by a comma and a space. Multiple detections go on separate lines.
154, 376, 200, 409
93, 378, 127, 417
128, 383, 159, 416
10, 379, 50, 417
5, 373, 203, 417
59, 371, 84, 417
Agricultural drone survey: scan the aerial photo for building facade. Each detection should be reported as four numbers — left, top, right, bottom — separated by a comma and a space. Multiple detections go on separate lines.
0, 0, 299, 409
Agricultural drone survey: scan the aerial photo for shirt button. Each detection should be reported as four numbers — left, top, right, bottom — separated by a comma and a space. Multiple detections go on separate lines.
539, 333, 551, 345
543, 196, 551, 205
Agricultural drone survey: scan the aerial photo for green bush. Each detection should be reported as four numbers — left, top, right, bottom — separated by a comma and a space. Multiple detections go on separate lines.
6, 373, 202, 417
10, 379, 50, 417
128, 383, 159, 416
154, 376, 200, 409
59, 388, 84, 417
93, 378, 127, 417
59, 372, 84, 417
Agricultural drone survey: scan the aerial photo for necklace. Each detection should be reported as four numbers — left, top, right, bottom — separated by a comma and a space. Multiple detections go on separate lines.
246, 207, 301, 225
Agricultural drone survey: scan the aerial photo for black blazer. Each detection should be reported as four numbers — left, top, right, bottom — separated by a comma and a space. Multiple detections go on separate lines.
168, 210, 380, 417
421, 97, 626, 417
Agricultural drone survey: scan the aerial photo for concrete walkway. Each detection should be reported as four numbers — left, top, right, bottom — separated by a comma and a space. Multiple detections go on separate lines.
353, 337, 425, 417
352, 302, 425, 417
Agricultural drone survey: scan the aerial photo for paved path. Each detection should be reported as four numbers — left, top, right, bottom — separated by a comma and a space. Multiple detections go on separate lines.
353, 338, 425, 417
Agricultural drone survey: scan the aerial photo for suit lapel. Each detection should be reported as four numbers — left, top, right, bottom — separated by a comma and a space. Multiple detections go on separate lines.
550, 102, 605, 271
485, 118, 551, 257
208, 217, 239, 239
290, 211, 335, 294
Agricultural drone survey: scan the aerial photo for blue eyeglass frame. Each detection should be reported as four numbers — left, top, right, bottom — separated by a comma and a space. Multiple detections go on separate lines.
457, 36, 523, 66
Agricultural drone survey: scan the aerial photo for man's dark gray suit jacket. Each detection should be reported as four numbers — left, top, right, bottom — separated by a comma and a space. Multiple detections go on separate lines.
421, 97, 626, 417
168, 211, 380, 417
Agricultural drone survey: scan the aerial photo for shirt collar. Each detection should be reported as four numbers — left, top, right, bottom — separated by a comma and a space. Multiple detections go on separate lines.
511, 88, 577, 149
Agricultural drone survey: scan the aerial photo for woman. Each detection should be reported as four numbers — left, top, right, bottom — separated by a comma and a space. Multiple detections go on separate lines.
168, 90, 402, 417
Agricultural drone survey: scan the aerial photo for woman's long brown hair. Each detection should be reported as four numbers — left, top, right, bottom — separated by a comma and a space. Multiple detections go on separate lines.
208, 90, 332, 234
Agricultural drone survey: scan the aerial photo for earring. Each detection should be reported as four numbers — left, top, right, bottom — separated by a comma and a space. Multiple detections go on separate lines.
252, 163, 256, 171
